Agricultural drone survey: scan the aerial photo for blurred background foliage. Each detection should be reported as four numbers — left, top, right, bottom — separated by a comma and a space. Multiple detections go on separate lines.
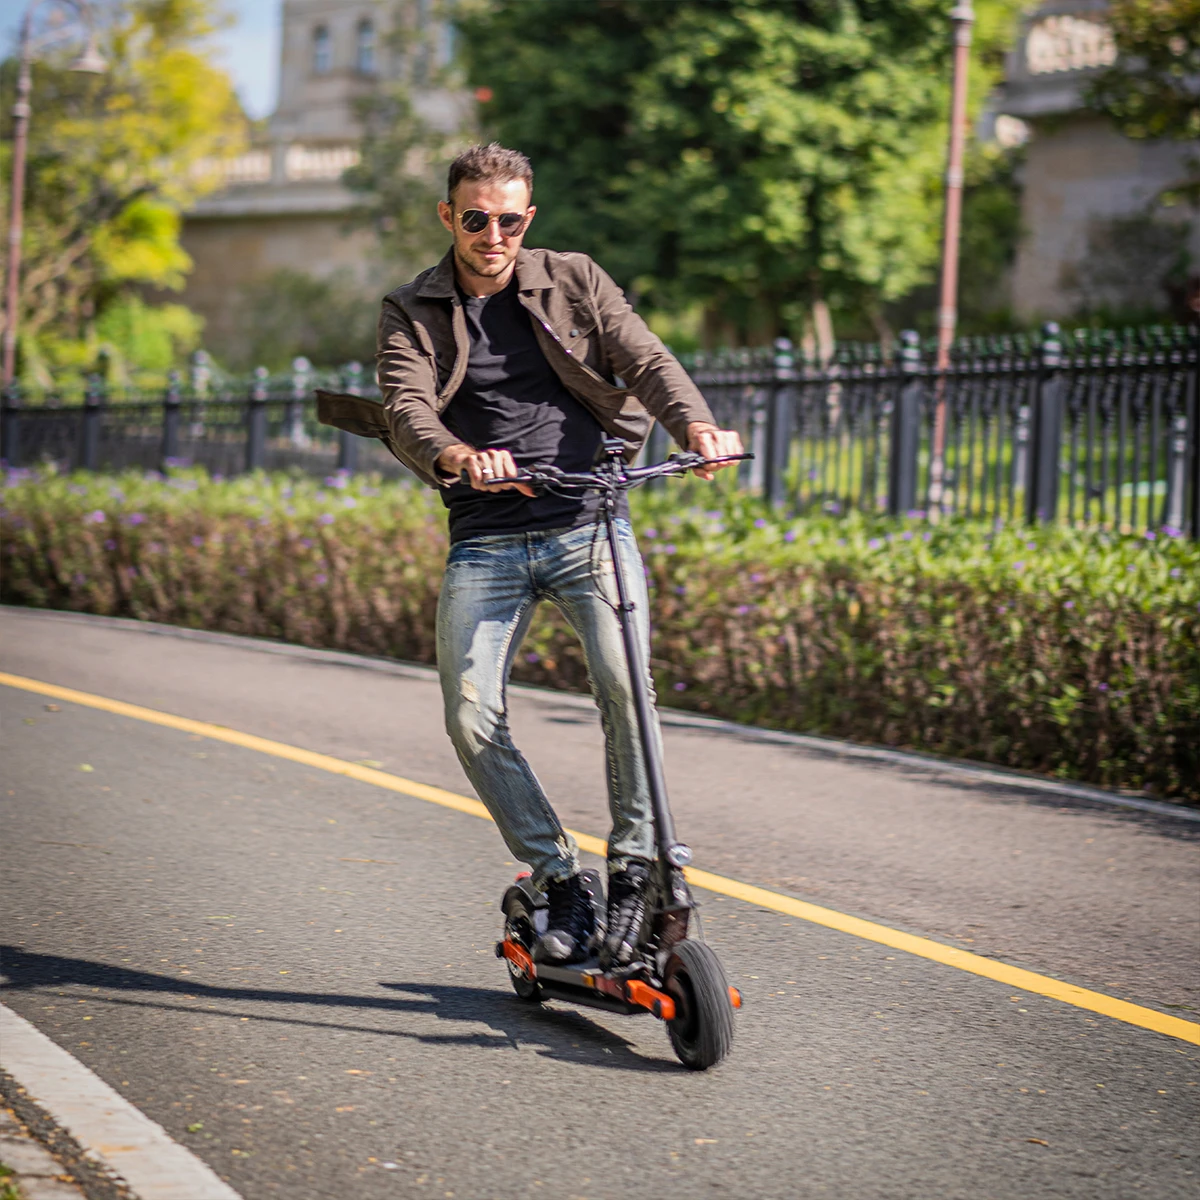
3, 0, 1194, 380
0, 0, 246, 389
453, 0, 1026, 348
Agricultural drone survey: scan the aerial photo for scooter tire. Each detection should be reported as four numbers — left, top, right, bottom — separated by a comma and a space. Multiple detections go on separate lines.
503, 899, 543, 1003
663, 940, 734, 1070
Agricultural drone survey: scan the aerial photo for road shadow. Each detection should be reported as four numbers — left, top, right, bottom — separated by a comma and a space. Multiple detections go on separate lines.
0, 945, 678, 1074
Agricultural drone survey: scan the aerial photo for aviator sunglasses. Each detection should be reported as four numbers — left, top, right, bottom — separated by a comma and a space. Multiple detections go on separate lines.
457, 207, 530, 235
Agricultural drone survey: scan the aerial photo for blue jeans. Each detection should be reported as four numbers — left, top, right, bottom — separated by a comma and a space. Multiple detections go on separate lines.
436, 519, 662, 889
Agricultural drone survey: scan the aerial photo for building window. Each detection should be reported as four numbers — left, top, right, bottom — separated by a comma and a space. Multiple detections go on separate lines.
356, 19, 376, 74
313, 25, 332, 74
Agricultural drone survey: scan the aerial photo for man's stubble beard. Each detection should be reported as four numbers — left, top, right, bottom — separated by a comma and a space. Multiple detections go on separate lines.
454, 241, 515, 280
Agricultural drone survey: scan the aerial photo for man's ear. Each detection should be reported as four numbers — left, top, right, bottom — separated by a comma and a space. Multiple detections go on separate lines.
437, 201, 454, 234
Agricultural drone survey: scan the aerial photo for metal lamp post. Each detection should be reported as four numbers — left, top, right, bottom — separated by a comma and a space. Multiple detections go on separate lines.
929, 0, 975, 512
3, 0, 106, 387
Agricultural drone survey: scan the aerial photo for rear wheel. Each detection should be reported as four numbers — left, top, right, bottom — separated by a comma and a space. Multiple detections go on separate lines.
663, 940, 734, 1070
502, 898, 542, 1003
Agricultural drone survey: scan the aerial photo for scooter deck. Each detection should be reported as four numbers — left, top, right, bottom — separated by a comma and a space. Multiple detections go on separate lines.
496, 939, 677, 1020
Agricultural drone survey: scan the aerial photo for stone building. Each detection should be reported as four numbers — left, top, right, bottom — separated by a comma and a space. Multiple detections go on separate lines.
995, 0, 1199, 321
181, 0, 464, 353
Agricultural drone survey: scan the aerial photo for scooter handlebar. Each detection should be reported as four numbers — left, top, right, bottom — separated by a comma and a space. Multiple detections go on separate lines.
459, 452, 751, 490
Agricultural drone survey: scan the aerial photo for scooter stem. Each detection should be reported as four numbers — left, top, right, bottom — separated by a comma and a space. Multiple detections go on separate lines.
599, 474, 691, 869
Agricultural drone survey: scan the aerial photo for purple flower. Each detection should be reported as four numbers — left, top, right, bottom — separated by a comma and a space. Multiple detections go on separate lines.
664, 543, 677, 555
126, 566, 138, 579
735, 604, 751, 615
1126, 565, 1135, 573
906, 509, 926, 520
73, 573, 86, 585
902, 531, 914, 541
1064, 600, 1075, 609
673, 682, 687, 692
1169, 567, 1181, 578
342, 496, 357, 508
754, 518, 767, 529
783, 530, 797, 543
750, 573, 763, 583
644, 528, 658, 539
868, 538, 882, 550
300, 538, 314, 549
191, 535, 205, 548
318, 513, 335, 526
314, 573, 327, 585
1144, 530, 1156, 541
997, 605, 1007, 613
922, 532, 932, 542
86, 509, 106, 523
837, 538, 847, 547
1013, 561, 1025, 571
126, 513, 146, 526
1162, 525, 1182, 538
104, 539, 117, 550
1097, 682, 1108, 691
525, 652, 540, 663
1026, 542, 1036, 551
674, 585, 686, 595
828, 502, 842, 515
148, 542, 163, 554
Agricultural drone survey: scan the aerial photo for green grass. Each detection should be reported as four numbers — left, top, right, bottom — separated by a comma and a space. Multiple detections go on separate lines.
3, 465, 1197, 800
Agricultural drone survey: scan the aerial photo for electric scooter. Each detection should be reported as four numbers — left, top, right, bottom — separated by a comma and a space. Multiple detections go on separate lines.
473, 440, 750, 1070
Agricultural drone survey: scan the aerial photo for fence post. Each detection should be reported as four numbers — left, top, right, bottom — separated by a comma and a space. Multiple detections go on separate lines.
161, 370, 181, 469
246, 366, 268, 472
887, 331, 923, 516
337, 361, 362, 473
81, 374, 104, 471
289, 355, 311, 447
1188, 329, 1200, 539
1025, 321, 1063, 524
764, 337, 794, 509
1, 382, 21, 468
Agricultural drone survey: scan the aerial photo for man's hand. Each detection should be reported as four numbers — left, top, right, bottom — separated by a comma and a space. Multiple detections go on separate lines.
686, 422, 744, 481
436, 443, 535, 496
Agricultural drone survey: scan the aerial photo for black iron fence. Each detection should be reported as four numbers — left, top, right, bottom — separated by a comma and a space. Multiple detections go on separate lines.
3, 323, 1198, 536
672, 322, 1199, 536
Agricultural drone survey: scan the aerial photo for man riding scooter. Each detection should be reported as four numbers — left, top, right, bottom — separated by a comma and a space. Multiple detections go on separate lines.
368, 142, 742, 964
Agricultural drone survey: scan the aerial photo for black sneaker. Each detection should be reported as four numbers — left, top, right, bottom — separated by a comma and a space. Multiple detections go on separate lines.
534, 873, 597, 964
603, 860, 651, 967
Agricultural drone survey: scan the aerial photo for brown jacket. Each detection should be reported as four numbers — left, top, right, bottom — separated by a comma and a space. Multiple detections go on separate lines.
317, 246, 714, 488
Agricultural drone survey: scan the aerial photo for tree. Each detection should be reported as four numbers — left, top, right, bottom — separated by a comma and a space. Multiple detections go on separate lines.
1087, 0, 1200, 141
0, 0, 246, 384
458, 0, 1021, 344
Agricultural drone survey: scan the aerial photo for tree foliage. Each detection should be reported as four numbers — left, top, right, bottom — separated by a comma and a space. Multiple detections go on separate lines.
0, 0, 246, 382
458, 0, 1021, 342
1087, 0, 1200, 141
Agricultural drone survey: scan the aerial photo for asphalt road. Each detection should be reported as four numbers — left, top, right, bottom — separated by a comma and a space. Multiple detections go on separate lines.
1, 607, 1198, 1199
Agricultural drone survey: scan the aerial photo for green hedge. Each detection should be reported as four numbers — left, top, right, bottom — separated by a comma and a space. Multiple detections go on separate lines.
3, 467, 1198, 802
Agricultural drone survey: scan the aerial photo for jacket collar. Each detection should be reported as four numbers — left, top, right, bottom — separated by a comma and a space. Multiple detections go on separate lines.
415, 246, 555, 300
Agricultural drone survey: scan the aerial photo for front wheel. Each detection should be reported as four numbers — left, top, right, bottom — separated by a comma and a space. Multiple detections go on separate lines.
663, 940, 734, 1070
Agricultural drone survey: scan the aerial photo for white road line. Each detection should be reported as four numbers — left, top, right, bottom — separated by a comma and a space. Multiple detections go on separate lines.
0, 1002, 243, 1200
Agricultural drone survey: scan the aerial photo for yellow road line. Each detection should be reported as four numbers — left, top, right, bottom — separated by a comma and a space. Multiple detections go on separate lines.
4, 669, 1197, 1048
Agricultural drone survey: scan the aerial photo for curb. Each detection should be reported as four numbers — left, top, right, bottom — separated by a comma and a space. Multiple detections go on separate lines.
0, 1005, 242, 1200
2, 604, 1196, 823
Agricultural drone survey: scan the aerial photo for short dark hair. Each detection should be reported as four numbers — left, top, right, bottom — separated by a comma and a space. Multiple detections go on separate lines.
446, 142, 533, 204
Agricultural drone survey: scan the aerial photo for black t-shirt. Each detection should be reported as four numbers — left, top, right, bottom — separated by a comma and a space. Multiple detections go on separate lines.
440, 276, 626, 543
